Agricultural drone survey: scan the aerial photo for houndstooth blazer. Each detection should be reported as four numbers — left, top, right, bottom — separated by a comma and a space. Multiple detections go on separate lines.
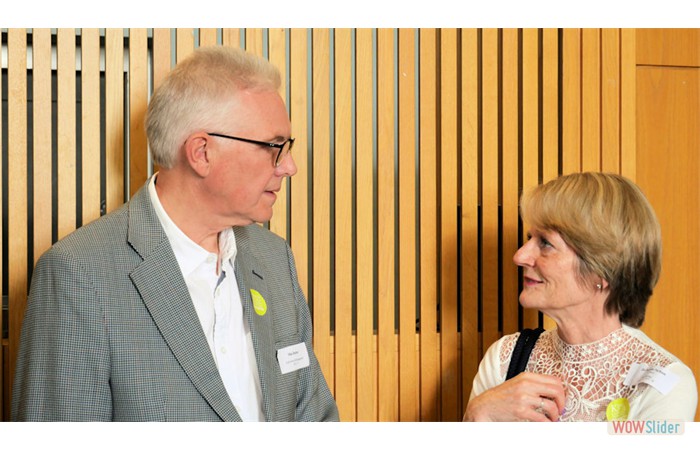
11, 181, 339, 422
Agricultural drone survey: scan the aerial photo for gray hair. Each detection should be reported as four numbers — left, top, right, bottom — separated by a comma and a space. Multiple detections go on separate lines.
145, 46, 281, 168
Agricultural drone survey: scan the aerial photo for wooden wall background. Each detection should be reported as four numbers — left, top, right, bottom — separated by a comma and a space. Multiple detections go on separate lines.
0, 28, 697, 422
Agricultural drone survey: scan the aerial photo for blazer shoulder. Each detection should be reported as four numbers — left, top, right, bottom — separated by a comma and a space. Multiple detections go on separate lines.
235, 224, 288, 249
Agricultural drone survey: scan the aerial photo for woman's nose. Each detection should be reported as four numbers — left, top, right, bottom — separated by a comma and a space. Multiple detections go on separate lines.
513, 241, 535, 267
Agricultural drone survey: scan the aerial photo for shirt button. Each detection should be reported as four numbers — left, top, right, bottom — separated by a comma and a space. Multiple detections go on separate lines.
220, 347, 227, 354
207, 255, 216, 264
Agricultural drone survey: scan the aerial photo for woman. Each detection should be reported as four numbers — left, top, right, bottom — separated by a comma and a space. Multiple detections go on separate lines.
464, 172, 697, 422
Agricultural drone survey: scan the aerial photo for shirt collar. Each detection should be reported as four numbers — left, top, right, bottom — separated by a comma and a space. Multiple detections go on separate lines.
148, 173, 237, 276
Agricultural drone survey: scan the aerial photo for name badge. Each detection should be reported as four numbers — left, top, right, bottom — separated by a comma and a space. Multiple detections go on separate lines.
277, 342, 310, 375
623, 362, 680, 395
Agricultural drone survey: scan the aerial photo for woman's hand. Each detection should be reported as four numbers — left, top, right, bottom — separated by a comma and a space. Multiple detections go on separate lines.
463, 372, 567, 422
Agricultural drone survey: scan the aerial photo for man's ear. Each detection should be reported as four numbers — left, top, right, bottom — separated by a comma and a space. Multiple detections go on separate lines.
184, 132, 212, 177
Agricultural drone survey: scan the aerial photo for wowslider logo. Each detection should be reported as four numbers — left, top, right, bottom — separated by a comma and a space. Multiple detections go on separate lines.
608, 420, 684, 435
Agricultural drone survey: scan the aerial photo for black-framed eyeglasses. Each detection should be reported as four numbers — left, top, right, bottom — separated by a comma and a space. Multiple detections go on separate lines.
208, 132, 295, 167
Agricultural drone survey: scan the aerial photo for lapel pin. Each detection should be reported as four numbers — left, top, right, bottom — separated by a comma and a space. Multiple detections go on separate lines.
250, 289, 268, 316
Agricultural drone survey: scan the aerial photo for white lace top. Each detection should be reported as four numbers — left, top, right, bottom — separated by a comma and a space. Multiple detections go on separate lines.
469, 325, 697, 421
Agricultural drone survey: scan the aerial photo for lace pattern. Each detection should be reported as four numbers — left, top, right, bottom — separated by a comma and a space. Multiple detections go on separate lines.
499, 326, 677, 421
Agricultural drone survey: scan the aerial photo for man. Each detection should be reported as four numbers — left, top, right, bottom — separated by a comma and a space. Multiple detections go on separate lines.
12, 46, 339, 421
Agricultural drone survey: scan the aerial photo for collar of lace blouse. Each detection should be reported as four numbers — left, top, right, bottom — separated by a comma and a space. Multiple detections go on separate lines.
552, 326, 630, 362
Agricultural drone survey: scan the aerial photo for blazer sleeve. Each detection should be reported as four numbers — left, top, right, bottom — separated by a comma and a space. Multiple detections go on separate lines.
11, 246, 112, 421
286, 244, 340, 422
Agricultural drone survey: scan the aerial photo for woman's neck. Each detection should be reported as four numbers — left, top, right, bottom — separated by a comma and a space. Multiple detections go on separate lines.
553, 312, 622, 345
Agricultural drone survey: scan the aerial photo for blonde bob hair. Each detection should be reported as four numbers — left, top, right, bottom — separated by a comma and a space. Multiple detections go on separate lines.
519, 172, 661, 327
145, 46, 281, 169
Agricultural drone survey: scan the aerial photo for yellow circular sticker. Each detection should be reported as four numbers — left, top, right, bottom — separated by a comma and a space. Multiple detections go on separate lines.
250, 289, 267, 316
606, 398, 630, 421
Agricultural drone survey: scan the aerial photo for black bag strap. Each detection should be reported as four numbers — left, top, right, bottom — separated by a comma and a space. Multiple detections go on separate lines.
506, 327, 545, 380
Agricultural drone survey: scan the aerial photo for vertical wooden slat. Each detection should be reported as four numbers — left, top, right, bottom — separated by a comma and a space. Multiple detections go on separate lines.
199, 28, 218, 47
397, 28, 418, 422
439, 28, 459, 421
33, 29, 53, 261
620, 29, 636, 180
601, 29, 621, 174
461, 28, 480, 405
419, 28, 439, 421
152, 28, 173, 91
501, 29, 520, 337
481, 28, 500, 355
222, 29, 242, 48
289, 28, 310, 296
333, 28, 354, 421
176, 28, 195, 62
269, 28, 289, 240
355, 28, 375, 421
521, 28, 540, 329
81, 28, 102, 225
582, 28, 601, 172
105, 29, 124, 213
7, 28, 28, 413
129, 28, 149, 197
57, 28, 77, 239
245, 29, 264, 57
562, 28, 581, 175
542, 28, 560, 184
312, 27, 332, 385
377, 28, 397, 422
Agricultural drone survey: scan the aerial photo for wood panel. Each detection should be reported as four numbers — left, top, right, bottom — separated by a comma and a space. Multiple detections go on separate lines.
418, 28, 439, 421
105, 29, 124, 212
333, 28, 354, 422
636, 65, 700, 422
312, 27, 332, 387
439, 28, 460, 422
199, 28, 218, 47
460, 28, 480, 404
176, 28, 195, 62
0, 27, 654, 423
582, 28, 601, 172
57, 29, 77, 239
601, 29, 620, 173
355, 28, 376, 421
377, 28, 397, 422
7, 28, 29, 421
637, 28, 700, 67
81, 28, 102, 225
562, 29, 582, 175
397, 28, 418, 421
129, 29, 149, 196
32, 29, 52, 261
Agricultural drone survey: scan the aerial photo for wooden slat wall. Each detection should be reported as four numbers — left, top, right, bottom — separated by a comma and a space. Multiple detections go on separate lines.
0, 28, 637, 422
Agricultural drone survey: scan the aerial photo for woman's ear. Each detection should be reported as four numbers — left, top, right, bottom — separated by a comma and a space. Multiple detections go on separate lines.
184, 132, 212, 177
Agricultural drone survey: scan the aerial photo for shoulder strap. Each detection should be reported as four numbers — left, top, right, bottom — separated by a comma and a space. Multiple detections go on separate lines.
505, 327, 545, 380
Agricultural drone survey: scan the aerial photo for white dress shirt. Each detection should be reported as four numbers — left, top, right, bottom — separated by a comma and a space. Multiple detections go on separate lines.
148, 174, 264, 421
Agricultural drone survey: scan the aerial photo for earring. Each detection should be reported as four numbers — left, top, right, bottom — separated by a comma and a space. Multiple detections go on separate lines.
596, 283, 603, 290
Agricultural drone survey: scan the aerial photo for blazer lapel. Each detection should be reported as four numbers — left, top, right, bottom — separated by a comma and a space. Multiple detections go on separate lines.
127, 184, 241, 422
234, 245, 277, 421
